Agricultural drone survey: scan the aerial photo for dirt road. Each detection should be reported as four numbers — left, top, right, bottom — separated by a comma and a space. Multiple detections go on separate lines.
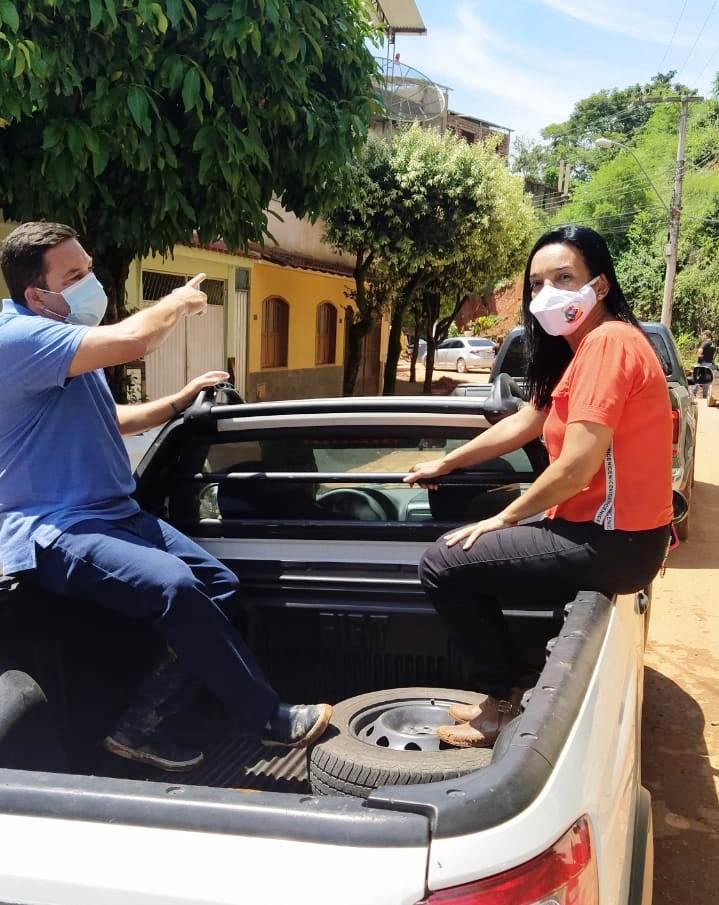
643, 401, 719, 903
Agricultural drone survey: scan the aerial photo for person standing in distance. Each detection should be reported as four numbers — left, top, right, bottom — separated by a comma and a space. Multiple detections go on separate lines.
692, 330, 716, 400
0, 222, 331, 770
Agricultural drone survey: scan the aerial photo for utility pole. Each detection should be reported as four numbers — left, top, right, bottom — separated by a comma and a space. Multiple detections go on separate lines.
641, 95, 703, 327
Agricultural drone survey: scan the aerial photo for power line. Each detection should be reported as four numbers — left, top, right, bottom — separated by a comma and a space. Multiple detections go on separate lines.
537, 169, 677, 213
693, 40, 719, 84
541, 106, 649, 145
548, 205, 668, 227
533, 155, 719, 215
678, 0, 719, 75
534, 160, 679, 200
659, 0, 691, 69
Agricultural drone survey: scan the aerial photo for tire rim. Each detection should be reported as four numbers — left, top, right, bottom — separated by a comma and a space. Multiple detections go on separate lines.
349, 697, 466, 752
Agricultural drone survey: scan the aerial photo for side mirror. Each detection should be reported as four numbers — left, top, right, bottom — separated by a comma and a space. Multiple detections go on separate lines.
672, 490, 689, 526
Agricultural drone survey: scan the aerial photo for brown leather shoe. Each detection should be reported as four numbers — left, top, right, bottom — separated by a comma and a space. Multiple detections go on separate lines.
437, 689, 524, 748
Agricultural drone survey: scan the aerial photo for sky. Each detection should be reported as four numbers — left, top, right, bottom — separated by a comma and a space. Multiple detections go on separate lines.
388, 0, 719, 140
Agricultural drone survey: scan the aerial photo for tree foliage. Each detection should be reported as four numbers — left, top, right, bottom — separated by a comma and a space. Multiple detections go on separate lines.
510, 136, 555, 183
510, 72, 696, 193
325, 126, 537, 395
546, 81, 719, 342
0, 0, 379, 396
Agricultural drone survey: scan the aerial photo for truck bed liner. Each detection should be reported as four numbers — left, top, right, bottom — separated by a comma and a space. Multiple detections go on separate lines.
93, 726, 310, 792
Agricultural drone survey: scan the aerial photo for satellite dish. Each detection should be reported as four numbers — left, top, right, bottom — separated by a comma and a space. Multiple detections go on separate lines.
375, 57, 447, 124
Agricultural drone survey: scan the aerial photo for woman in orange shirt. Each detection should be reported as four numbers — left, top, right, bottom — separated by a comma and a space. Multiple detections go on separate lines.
406, 225, 672, 748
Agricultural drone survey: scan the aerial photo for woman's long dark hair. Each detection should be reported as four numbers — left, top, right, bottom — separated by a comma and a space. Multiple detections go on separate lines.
523, 225, 639, 409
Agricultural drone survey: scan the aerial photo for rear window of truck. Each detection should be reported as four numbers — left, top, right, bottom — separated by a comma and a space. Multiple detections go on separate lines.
164, 427, 535, 529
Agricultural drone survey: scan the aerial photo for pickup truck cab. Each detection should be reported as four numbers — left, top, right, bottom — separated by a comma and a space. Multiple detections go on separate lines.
0, 388, 660, 905
454, 322, 697, 540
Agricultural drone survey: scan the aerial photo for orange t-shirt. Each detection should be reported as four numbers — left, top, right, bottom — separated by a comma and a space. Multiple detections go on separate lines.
543, 321, 673, 531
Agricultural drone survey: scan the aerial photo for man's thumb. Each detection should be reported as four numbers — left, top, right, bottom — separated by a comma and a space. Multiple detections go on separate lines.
187, 273, 206, 289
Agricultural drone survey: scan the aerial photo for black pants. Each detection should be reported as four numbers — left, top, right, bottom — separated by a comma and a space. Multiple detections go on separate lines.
419, 518, 669, 699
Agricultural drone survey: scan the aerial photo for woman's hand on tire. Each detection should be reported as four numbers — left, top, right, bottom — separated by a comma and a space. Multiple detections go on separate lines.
445, 513, 516, 550
403, 458, 451, 490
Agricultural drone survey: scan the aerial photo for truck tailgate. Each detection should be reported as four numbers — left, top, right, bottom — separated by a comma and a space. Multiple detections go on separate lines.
0, 772, 430, 905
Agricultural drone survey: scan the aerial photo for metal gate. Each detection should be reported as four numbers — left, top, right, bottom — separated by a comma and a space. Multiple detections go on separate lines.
141, 271, 226, 401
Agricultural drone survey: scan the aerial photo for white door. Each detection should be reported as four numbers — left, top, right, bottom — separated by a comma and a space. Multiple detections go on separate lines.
141, 271, 226, 401
227, 287, 248, 398
186, 304, 225, 378
144, 316, 187, 401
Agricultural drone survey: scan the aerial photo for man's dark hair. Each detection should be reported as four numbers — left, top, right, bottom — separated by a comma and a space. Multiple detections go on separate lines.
522, 224, 640, 409
0, 221, 78, 304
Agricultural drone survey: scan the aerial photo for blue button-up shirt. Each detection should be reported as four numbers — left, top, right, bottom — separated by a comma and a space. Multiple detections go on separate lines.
0, 300, 138, 574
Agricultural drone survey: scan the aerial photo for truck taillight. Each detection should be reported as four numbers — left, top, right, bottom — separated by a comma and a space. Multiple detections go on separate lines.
671, 409, 680, 446
416, 817, 598, 905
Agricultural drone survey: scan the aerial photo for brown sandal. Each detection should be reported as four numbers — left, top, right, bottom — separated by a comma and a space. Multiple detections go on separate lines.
448, 687, 528, 724
437, 688, 524, 748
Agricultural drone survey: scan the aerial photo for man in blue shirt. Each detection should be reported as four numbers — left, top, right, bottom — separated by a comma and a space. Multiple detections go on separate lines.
0, 221, 331, 770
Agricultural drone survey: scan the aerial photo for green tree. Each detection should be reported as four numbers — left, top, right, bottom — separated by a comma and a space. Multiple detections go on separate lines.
414, 163, 535, 393
323, 136, 405, 395
510, 135, 554, 182
536, 72, 695, 189
544, 84, 719, 340
392, 132, 535, 394
0, 0, 379, 397
325, 126, 536, 396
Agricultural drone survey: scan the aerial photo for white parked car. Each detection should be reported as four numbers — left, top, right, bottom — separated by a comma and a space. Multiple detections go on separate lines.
421, 337, 496, 373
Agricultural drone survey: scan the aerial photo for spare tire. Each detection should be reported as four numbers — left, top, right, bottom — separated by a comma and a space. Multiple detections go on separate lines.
309, 687, 494, 799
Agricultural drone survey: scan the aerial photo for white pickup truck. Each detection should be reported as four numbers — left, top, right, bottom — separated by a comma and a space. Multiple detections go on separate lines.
0, 385, 672, 905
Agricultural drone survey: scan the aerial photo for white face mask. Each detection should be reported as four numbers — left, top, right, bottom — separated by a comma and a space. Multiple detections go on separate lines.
528, 277, 600, 337
36, 272, 108, 327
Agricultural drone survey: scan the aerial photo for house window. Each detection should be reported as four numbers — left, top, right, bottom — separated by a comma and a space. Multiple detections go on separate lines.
315, 302, 338, 365
142, 271, 226, 306
261, 297, 289, 369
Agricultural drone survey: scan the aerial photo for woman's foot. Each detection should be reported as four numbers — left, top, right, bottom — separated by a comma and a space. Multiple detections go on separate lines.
437, 688, 525, 748
447, 686, 529, 724
447, 700, 484, 723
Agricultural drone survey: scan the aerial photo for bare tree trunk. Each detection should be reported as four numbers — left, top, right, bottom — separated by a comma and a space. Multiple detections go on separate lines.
343, 316, 373, 396
422, 291, 442, 395
382, 273, 426, 395
91, 247, 133, 403
342, 250, 376, 396
382, 300, 408, 395
409, 305, 421, 383
422, 340, 437, 394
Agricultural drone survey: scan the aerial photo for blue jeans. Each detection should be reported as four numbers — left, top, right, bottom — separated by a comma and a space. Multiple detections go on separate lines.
30, 511, 279, 732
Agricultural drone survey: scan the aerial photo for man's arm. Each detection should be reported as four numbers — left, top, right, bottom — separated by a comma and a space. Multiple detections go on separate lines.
116, 370, 230, 436
68, 274, 208, 378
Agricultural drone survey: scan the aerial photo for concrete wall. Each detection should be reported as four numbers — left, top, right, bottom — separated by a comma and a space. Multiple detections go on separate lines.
248, 365, 344, 402
266, 201, 355, 269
